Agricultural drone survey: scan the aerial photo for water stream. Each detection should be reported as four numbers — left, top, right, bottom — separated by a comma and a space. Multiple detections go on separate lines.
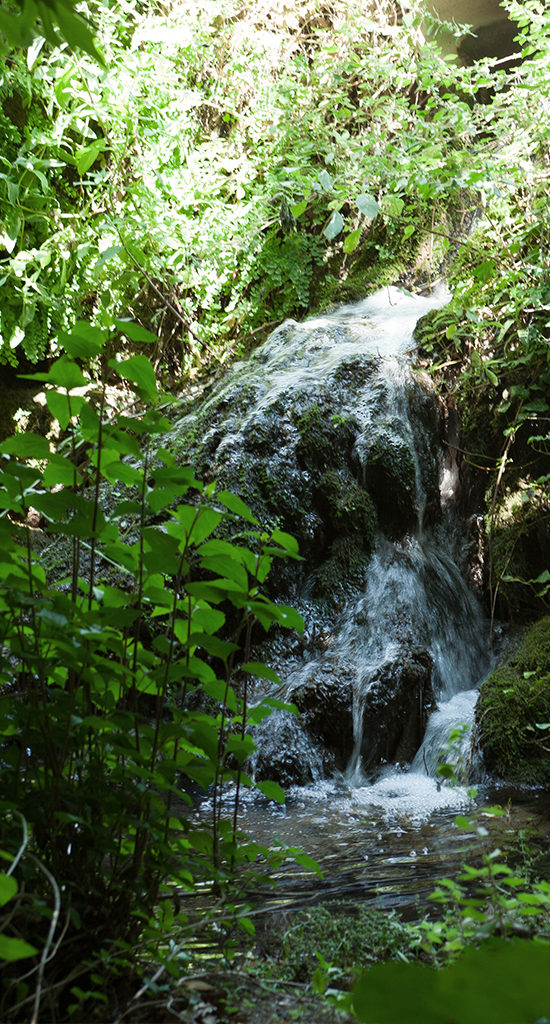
190, 286, 546, 914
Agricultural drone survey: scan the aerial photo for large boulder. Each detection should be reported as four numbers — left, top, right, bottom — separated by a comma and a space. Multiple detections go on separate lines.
168, 312, 443, 603
475, 617, 550, 784
253, 647, 435, 785
360, 648, 436, 770
290, 665, 356, 772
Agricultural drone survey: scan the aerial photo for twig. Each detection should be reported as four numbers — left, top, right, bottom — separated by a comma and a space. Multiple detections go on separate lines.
487, 404, 523, 648
28, 855, 61, 1024
6, 812, 28, 877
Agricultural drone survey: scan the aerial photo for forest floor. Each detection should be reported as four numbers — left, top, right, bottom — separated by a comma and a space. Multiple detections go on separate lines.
116, 966, 353, 1024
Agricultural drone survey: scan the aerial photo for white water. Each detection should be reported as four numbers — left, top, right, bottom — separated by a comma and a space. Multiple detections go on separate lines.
243, 285, 492, 823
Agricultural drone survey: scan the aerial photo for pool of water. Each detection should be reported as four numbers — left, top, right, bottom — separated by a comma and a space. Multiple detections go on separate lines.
223, 778, 550, 918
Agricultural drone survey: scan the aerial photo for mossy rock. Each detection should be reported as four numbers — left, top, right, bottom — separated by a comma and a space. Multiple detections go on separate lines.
293, 402, 358, 473
476, 616, 550, 784
362, 431, 417, 537
314, 536, 371, 603
488, 483, 550, 621
167, 312, 442, 605
316, 470, 377, 540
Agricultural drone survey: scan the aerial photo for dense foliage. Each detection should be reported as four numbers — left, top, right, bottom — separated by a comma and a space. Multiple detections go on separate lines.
0, 321, 313, 1019
0, 0, 525, 373
415, 0, 550, 624
2, 0, 550, 1019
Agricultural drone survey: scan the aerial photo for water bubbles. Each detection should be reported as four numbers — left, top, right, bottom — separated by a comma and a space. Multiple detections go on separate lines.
350, 770, 474, 824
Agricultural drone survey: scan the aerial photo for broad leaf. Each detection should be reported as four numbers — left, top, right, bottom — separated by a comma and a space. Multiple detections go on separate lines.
256, 780, 286, 803
356, 193, 379, 218
110, 355, 156, 399
323, 210, 344, 240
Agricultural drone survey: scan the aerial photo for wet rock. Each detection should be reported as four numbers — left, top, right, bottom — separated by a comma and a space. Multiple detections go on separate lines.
290, 666, 356, 772
252, 712, 325, 787
360, 648, 436, 770
167, 301, 444, 601
313, 537, 371, 603
253, 647, 435, 786
360, 431, 417, 537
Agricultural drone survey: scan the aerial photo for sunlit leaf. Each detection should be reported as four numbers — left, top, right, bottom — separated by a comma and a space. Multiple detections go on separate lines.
343, 228, 361, 253
356, 193, 379, 218
323, 210, 344, 240
110, 355, 156, 399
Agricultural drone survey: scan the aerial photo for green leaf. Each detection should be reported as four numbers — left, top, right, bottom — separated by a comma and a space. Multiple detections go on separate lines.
58, 322, 105, 359
110, 355, 156, 399
291, 200, 308, 218
47, 1, 104, 64
0, 873, 17, 907
24, 356, 86, 390
273, 604, 304, 632
318, 169, 333, 191
383, 195, 405, 218
42, 453, 82, 488
115, 320, 157, 344
472, 259, 496, 283
261, 697, 298, 714
173, 506, 223, 545
284, 847, 323, 875
271, 528, 300, 558
323, 210, 344, 240
356, 193, 379, 218
142, 528, 181, 573
217, 490, 259, 525
343, 228, 361, 253
200, 555, 248, 589
256, 780, 286, 803
46, 390, 72, 430
0, 935, 37, 962
1, 434, 51, 459
241, 662, 282, 685
75, 137, 107, 176
352, 939, 550, 1023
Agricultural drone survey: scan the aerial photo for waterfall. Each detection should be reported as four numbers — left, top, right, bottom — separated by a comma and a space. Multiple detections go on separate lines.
175, 285, 491, 820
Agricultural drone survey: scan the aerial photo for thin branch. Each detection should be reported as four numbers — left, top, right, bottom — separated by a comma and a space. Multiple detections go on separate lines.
7, 812, 28, 877
28, 855, 61, 1024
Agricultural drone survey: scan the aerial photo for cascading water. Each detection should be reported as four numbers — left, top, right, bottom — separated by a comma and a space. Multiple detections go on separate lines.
182, 286, 547, 911
229, 286, 492, 821
182, 285, 542, 911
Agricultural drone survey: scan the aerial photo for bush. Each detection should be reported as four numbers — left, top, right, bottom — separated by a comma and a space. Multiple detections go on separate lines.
0, 319, 303, 1020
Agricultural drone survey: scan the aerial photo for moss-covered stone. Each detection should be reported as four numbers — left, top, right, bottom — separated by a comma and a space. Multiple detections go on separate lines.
166, 310, 442, 606
476, 616, 550, 784
488, 482, 550, 621
314, 536, 371, 602
293, 403, 357, 473
362, 431, 417, 537
316, 470, 377, 540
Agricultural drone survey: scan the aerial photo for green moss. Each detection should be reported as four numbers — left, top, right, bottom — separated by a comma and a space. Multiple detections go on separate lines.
318, 470, 377, 540
488, 483, 550, 620
293, 403, 357, 473
282, 904, 415, 984
314, 536, 370, 602
476, 616, 550, 784
330, 354, 376, 391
